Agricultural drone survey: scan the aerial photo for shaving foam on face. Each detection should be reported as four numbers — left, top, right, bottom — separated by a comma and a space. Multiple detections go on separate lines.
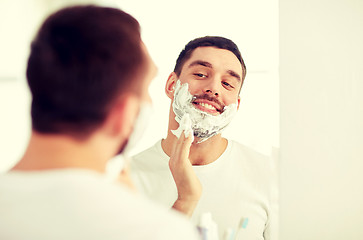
171, 80, 237, 143
171, 113, 194, 141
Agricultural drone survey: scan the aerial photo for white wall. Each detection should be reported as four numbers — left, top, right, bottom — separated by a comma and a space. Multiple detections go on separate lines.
279, 0, 363, 239
0, 0, 45, 172
0, 0, 279, 171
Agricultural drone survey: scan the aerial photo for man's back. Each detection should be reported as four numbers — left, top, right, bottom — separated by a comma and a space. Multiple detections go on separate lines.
0, 169, 199, 240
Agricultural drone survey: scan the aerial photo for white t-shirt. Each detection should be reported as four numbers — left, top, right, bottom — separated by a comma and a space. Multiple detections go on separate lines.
131, 139, 275, 240
0, 169, 200, 240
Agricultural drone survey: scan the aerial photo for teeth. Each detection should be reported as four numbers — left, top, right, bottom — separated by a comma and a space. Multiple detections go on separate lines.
199, 102, 216, 110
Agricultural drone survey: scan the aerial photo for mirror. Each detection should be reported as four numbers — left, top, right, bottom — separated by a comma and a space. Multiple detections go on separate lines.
6, 1, 362, 240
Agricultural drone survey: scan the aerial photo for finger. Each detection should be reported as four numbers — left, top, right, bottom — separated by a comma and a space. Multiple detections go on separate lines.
173, 130, 192, 162
183, 129, 194, 145
171, 130, 186, 156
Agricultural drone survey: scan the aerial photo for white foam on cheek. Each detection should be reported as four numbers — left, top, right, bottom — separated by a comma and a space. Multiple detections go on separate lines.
171, 80, 237, 143
171, 113, 194, 141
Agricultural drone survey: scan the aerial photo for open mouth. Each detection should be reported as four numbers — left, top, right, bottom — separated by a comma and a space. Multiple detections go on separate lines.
192, 99, 223, 115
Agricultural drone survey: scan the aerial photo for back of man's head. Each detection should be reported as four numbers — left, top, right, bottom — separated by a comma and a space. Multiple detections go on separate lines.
27, 5, 144, 138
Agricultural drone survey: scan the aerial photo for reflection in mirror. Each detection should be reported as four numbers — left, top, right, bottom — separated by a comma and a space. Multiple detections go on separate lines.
131, 36, 278, 240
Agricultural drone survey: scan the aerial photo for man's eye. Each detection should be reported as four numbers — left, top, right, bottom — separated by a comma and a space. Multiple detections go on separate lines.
194, 73, 207, 78
222, 81, 234, 88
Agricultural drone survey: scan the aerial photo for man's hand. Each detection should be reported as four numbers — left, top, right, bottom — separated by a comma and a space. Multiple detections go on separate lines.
169, 131, 202, 217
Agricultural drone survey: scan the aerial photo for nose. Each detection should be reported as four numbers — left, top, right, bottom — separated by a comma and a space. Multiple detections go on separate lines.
205, 89, 218, 96
204, 78, 220, 96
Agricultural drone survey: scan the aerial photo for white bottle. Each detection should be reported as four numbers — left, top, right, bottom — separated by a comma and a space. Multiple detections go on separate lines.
197, 212, 219, 240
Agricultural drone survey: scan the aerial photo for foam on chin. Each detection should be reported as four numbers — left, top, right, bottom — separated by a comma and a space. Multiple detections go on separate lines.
171, 80, 237, 143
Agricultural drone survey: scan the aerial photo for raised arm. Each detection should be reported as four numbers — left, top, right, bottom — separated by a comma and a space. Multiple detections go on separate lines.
169, 131, 202, 217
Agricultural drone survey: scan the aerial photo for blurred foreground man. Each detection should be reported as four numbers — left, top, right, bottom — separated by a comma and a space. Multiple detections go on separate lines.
0, 5, 199, 240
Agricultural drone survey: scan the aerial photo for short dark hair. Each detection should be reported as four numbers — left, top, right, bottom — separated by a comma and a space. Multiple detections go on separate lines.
26, 5, 144, 138
173, 36, 247, 84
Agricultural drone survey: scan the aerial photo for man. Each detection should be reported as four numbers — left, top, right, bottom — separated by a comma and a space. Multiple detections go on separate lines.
0, 6, 199, 240
131, 36, 274, 239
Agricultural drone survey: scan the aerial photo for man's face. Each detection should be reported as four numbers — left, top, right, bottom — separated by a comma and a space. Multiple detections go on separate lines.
177, 46, 242, 115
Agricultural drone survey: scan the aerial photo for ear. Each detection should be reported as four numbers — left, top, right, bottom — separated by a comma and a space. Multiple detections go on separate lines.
237, 96, 241, 110
165, 72, 178, 99
104, 94, 140, 140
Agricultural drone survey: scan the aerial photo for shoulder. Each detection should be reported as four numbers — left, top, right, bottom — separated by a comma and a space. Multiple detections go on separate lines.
228, 140, 270, 163
0, 171, 199, 240
132, 141, 160, 160
99, 185, 199, 239
132, 140, 164, 163
131, 140, 169, 171
227, 139, 273, 180
107, 187, 199, 239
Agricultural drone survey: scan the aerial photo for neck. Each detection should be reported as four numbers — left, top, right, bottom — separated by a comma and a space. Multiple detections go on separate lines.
12, 131, 112, 173
163, 108, 228, 165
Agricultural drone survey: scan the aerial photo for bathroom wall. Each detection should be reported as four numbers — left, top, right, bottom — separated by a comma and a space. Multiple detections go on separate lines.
279, 0, 363, 239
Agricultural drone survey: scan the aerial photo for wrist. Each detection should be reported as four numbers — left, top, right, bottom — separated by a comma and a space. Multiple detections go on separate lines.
172, 197, 200, 217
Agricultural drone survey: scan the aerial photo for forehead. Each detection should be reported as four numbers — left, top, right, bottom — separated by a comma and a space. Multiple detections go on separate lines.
182, 46, 243, 76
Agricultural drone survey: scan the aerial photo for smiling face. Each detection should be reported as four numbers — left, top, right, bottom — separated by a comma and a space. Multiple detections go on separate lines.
165, 46, 244, 142
173, 46, 242, 115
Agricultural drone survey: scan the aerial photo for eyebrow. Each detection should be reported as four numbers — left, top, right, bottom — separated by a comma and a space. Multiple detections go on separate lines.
188, 60, 241, 82
188, 60, 213, 68
227, 70, 241, 82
